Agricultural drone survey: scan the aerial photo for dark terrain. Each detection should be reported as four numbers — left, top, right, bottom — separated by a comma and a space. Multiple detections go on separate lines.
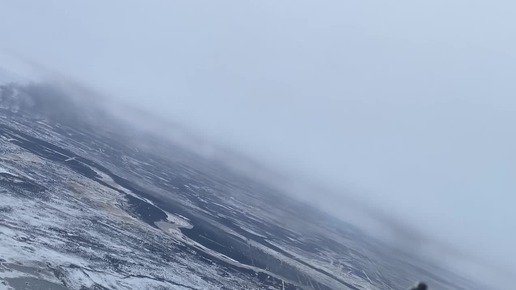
0, 82, 480, 290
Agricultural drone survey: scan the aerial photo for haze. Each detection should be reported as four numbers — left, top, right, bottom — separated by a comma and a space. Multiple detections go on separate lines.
1, 1, 515, 287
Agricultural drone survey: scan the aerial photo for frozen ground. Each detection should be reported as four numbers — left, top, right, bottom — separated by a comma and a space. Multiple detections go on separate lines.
0, 82, 483, 289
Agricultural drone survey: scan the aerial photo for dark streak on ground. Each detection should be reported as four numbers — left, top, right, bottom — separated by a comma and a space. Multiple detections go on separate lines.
0, 123, 316, 289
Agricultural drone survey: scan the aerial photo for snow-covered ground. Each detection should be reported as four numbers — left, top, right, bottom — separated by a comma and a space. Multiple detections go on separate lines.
0, 81, 484, 290
0, 144, 258, 289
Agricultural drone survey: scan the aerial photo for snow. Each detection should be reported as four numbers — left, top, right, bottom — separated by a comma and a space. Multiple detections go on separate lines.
165, 212, 193, 229
0, 150, 239, 289
0, 113, 482, 290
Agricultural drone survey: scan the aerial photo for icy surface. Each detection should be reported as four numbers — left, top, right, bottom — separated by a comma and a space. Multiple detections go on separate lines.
0, 82, 484, 290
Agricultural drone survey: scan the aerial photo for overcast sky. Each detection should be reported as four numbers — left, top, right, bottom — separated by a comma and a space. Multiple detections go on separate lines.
1, 0, 515, 287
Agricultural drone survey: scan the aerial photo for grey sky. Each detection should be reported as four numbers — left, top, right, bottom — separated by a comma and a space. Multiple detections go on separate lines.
1, 0, 515, 286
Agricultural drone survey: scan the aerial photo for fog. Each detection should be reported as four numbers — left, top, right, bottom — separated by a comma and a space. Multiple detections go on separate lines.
1, 1, 515, 288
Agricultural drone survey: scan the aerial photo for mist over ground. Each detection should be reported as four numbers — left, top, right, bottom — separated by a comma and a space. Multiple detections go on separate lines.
1, 1, 515, 288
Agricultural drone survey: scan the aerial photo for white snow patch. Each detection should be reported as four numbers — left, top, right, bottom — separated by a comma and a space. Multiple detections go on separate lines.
165, 212, 193, 229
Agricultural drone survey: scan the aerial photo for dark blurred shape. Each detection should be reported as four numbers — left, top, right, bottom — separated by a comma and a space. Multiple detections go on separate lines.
409, 282, 428, 290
